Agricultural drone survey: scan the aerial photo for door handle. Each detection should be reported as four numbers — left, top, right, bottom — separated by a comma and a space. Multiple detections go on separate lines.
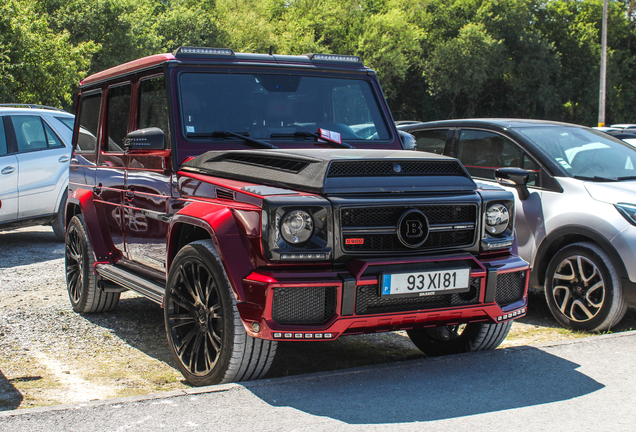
59, 155, 70, 163
1, 166, 15, 175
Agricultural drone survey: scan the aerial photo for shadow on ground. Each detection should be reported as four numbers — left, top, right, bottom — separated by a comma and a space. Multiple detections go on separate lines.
249, 346, 604, 424
0, 371, 24, 411
0, 228, 63, 269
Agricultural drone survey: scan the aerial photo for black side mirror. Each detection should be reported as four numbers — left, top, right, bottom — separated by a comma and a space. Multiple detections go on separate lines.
495, 167, 530, 200
124, 127, 165, 151
398, 130, 416, 150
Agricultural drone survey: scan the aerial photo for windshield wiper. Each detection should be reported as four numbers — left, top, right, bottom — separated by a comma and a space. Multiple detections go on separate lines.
617, 175, 636, 181
573, 175, 618, 182
187, 131, 278, 149
270, 131, 355, 149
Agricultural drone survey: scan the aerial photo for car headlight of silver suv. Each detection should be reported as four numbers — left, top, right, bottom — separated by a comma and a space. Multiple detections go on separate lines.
615, 203, 636, 226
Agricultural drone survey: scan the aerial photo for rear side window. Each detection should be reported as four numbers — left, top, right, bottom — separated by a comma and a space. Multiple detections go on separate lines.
77, 93, 102, 153
411, 129, 448, 155
139, 76, 169, 141
0, 119, 7, 155
11, 116, 63, 153
106, 83, 131, 152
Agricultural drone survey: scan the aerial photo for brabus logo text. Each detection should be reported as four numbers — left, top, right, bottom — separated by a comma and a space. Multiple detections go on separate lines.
405, 220, 424, 238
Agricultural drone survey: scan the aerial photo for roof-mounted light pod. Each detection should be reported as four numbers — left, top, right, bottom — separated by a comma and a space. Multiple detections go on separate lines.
306, 53, 362, 63
174, 47, 236, 58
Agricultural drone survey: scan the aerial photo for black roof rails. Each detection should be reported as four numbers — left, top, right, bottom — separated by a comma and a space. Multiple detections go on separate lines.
0, 103, 66, 112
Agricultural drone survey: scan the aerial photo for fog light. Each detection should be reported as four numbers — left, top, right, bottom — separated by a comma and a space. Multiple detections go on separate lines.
251, 322, 261, 332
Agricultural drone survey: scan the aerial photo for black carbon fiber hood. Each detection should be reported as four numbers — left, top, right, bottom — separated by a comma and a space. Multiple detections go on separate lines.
180, 148, 477, 194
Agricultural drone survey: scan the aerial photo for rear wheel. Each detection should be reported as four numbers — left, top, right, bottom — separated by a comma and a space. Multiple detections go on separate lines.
65, 215, 120, 313
52, 191, 67, 242
165, 240, 277, 386
545, 242, 627, 332
407, 321, 513, 357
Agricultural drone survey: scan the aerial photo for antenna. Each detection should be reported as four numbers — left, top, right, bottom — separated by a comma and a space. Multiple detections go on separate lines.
269, 46, 274, 56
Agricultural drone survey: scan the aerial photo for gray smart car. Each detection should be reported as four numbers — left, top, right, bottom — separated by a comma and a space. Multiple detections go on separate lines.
398, 119, 636, 331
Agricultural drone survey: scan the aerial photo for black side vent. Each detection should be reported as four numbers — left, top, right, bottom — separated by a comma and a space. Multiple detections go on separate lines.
328, 160, 464, 177
216, 187, 235, 201
223, 154, 310, 173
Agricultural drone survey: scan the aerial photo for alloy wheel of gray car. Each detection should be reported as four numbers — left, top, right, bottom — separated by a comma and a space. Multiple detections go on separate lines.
545, 242, 627, 332
164, 240, 277, 386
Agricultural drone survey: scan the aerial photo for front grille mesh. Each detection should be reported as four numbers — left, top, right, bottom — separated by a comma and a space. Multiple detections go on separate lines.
328, 161, 464, 177
495, 271, 526, 307
272, 286, 337, 325
355, 277, 481, 315
341, 205, 475, 227
344, 231, 473, 252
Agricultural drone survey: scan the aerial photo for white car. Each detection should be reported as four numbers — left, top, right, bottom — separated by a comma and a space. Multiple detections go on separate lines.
0, 105, 74, 240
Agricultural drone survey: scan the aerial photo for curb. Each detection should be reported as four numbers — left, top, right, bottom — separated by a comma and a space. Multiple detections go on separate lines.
2, 329, 635, 418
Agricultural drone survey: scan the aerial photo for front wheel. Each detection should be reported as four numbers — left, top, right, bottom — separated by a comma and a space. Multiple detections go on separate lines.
164, 240, 277, 386
407, 321, 513, 357
544, 242, 627, 332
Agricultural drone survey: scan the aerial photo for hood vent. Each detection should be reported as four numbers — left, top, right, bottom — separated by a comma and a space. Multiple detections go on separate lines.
223, 154, 310, 173
216, 187, 235, 201
327, 160, 464, 177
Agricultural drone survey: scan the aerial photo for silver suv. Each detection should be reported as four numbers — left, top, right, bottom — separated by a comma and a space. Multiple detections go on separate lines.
398, 119, 636, 332
0, 105, 74, 241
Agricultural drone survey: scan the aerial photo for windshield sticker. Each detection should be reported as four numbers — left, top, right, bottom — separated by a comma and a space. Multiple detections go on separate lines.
555, 157, 572, 169
186, 126, 195, 133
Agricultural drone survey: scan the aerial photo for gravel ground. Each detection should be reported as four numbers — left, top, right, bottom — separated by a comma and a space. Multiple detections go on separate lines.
1, 225, 635, 411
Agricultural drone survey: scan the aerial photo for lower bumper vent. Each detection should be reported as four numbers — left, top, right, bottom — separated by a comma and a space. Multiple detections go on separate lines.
495, 270, 526, 307
272, 286, 337, 325
355, 277, 481, 315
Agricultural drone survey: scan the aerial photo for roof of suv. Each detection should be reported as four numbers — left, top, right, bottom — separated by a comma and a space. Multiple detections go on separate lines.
0, 104, 72, 116
397, 118, 586, 130
81, 48, 370, 87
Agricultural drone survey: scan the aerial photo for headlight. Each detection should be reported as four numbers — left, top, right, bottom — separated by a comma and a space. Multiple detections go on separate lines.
615, 203, 636, 226
485, 204, 510, 235
280, 210, 314, 244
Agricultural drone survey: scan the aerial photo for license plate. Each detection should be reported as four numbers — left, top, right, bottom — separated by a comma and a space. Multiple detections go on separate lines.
380, 268, 471, 297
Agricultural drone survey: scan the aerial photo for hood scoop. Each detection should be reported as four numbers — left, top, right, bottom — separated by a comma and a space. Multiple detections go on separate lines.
181, 149, 476, 194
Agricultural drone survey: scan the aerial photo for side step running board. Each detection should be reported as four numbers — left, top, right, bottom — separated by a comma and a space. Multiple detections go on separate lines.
95, 264, 165, 305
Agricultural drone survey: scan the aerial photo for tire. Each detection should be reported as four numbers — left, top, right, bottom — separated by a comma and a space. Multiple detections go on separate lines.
65, 215, 120, 313
544, 242, 627, 332
52, 190, 67, 242
164, 240, 277, 386
407, 321, 513, 357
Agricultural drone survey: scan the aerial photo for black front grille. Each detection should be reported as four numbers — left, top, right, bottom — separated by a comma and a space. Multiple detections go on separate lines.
341, 204, 477, 253
355, 277, 481, 315
272, 286, 337, 325
342, 205, 475, 227
495, 271, 526, 307
328, 161, 464, 177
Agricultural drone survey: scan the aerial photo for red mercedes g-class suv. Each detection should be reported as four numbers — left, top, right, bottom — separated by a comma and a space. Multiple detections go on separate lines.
65, 47, 529, 386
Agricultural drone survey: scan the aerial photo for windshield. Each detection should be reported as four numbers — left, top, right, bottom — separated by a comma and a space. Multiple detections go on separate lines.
515, 126, 636, 179
178, 72, 390, 143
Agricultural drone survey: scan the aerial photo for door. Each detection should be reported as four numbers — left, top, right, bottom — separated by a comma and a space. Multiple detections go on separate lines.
454, 129, 544, 263
11, 115, 69, 219
0, 117, 18, 223
124, 75, 172, 272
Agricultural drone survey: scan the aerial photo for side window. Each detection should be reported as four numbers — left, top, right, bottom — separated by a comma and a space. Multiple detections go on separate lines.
43, 122, 64, 148
457, 130, 522, 180
139, 76, 169, 144
11, 116, 48, 152
523, 154, 541, 187
77, 92, 102, 153
411, 129, 448, 155
106, 83, 131, 152
0, 118, 7, 155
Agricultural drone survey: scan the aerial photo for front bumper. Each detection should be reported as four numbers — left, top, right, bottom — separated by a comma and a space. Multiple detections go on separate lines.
238, 253, 529, 341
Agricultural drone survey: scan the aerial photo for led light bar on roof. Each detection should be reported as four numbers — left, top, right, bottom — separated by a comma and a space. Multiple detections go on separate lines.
306, 53, 362, 63
175, 47, 235, 57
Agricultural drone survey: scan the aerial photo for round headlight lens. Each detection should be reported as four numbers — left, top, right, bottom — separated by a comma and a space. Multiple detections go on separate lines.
281, 210, 314, 244
485, 204, 510, 235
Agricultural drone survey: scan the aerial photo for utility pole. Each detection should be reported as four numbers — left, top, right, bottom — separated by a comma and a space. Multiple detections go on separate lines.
598, 0, 608, 127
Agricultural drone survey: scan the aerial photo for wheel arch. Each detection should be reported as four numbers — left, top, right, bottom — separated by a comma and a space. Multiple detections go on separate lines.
168, 203, 256, 302
531, 225, 628, 290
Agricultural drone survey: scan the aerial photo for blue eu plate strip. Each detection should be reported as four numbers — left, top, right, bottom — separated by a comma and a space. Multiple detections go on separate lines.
382, 274, 391, 295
